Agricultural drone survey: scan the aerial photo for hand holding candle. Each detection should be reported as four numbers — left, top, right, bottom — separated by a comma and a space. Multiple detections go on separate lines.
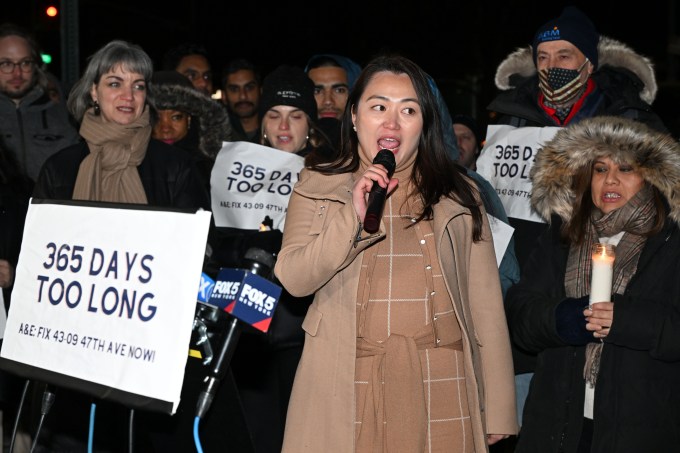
590, 243, 615, 305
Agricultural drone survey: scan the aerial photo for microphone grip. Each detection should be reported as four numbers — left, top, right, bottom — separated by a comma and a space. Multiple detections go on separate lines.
362, 149, 395, 234
363, 181, 388, 234
196, 316, 242, 419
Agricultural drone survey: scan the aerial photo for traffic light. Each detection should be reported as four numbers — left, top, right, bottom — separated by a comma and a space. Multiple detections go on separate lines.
45, 4, 58, 19
34, 1, 60, 74
35, 1, 60, 32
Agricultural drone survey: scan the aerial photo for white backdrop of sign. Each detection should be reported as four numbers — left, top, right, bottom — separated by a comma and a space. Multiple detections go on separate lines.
210, 142, 304, 230
1, 201, 211, 413
476, 125, 559, 223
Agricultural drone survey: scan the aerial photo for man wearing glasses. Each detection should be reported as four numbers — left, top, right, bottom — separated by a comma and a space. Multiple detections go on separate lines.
0, 22, 79, 182
162, 42, 214, 98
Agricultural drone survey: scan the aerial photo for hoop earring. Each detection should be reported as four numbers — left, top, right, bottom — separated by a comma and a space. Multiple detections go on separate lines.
93, 100, 101, 116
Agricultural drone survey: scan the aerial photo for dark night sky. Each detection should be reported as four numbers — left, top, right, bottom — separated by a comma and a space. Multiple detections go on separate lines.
5, 1, 679, 123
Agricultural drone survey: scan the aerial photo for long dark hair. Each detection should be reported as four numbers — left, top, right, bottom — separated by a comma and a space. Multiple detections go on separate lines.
310, 54, 483, 241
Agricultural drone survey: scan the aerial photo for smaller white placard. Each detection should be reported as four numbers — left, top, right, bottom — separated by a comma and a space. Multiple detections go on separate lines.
476, 125, 560, 223
210, 142, 304, 230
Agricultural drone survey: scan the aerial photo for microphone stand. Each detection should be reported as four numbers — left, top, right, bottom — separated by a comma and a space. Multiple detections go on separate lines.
195, 316, 241, 419
194, 247, 275, 419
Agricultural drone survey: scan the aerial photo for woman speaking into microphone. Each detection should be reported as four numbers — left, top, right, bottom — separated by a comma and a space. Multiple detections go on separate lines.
274, 54, 517, 452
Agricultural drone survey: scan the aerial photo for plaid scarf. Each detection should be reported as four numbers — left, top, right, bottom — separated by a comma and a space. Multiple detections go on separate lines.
564, 185, 656, 386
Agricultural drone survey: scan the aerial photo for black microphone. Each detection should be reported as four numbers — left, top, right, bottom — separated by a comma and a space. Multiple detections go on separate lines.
363, 149, 396, 234
195, 247, 277, 419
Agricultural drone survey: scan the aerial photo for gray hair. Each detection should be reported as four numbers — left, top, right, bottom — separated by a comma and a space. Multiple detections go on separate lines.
67, 40, 153, 121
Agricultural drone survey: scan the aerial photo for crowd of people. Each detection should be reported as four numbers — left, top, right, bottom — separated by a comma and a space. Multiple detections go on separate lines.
0, 4, 678, 452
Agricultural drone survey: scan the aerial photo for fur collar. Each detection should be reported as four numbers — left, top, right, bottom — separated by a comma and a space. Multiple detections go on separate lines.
494, 36, 658, 104
149, 83, 232, 159
530, 116, 680, 225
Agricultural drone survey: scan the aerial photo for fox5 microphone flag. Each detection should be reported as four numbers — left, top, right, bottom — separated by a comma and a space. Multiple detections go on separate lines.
197, 273, 215, 303
208, 268, 281, 332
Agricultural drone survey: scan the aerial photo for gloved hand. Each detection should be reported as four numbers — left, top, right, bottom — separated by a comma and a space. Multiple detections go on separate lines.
555, 295, 596, 345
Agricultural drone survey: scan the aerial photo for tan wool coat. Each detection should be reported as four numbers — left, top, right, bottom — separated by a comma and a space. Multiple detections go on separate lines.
275, 168, 518, 452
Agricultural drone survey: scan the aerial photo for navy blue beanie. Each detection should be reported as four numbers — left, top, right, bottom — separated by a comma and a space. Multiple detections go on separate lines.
532, 6, 599, 69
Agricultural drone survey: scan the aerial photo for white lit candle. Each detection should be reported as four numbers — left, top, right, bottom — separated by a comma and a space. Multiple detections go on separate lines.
590, 243, 615, 304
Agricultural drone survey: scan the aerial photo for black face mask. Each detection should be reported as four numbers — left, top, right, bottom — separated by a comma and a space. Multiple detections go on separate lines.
538, 58, 589, 105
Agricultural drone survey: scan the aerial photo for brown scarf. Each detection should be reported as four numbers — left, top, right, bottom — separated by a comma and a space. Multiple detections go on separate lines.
72, 108, 151, 204
565, 185, 657, 386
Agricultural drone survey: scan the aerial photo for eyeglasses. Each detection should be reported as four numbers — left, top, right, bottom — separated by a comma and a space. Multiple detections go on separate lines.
0, 60, 35, 74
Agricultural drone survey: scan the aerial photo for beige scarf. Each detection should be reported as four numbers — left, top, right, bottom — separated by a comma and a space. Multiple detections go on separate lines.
72, 108, 151, 204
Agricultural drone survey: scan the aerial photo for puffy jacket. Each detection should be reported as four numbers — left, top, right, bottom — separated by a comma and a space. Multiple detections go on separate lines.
0, 85, 80, 182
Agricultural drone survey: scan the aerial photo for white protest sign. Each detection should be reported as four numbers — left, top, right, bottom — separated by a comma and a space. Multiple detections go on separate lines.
210, 142, 304, 230
476, 125, 559, 223
1, 201, 211, 413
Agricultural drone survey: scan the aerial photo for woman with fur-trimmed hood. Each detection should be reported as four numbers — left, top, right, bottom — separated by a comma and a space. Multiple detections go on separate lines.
149, 70, 233, 190
506, 116, 680, 452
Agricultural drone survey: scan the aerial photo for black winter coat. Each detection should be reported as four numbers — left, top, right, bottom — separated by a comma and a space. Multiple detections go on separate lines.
33, 139, 210, 210
506, 216, 680, 452
0, 179, 30, 306
0, 166, 31, 407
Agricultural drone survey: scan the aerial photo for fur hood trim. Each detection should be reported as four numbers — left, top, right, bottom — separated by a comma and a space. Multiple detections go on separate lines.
494, 36, 658, 104
149, 83, 232, 159
531, 116, 680, 225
